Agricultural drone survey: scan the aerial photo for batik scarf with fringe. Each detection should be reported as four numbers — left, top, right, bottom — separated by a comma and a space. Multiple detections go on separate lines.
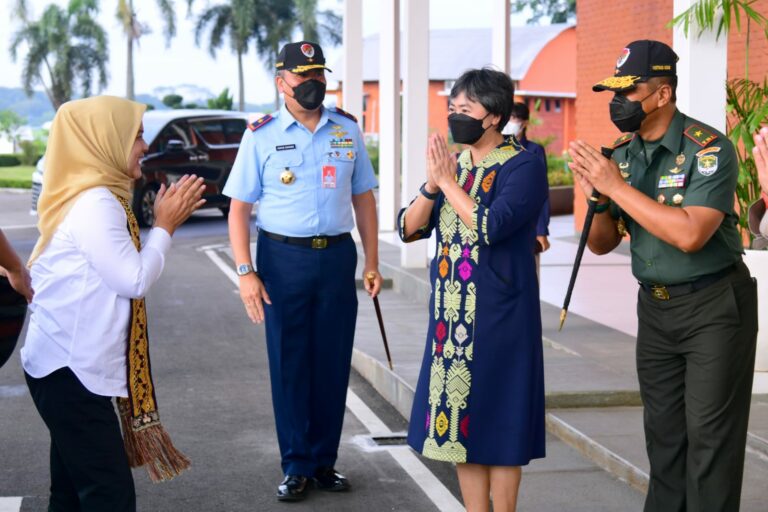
114, 193, 191, 482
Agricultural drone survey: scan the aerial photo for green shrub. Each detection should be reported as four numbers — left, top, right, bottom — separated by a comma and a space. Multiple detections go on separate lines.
0, 154, 21, 167
18, 140, 44, 166
547, 153, 574, 186
366, 142, 379, 176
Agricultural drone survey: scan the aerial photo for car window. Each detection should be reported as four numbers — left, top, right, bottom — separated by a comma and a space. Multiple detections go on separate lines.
190, 118, 247, 146
149, 121, 194, 153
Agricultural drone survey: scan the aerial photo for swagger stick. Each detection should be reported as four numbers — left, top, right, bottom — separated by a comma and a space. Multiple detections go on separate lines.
559, 146, 614, 330
366, 272, 393, 370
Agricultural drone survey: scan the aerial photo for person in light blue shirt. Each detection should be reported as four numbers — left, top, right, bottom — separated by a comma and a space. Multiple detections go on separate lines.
223, 41, 382, 503
225, 102, 378, 237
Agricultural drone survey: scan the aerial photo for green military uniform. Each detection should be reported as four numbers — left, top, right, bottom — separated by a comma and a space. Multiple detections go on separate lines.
594, 41, 759, 512
609, 110, 743, 284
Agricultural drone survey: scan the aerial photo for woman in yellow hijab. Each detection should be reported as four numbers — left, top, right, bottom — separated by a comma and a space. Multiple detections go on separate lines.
20, 96, 205, 511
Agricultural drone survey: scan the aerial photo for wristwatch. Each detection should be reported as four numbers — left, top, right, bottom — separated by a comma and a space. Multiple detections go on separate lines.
236, 263, 254, 276
419, 182, 439, 200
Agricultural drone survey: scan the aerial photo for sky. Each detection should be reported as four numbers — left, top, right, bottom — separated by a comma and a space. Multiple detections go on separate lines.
0, 0, 535, 106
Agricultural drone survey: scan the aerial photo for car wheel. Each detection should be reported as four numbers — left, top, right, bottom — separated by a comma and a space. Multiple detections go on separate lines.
134, 186, 157, 227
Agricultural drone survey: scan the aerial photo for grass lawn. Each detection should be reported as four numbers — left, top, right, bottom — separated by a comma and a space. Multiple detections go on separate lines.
0, 166, 34, 189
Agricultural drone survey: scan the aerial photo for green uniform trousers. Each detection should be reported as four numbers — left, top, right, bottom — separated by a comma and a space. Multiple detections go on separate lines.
637, 261, 757, 512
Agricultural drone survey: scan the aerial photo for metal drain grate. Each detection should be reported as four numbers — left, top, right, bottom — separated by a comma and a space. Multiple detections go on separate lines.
371, 434, 408, 446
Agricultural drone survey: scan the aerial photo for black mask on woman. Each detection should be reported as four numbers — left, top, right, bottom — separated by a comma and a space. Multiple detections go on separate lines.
609, 88, 659, 133
448, 113, 491, 145
289, 79, 326, 111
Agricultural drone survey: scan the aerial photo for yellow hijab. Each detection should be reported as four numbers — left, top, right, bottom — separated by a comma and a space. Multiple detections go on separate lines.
29, 96, 147, 265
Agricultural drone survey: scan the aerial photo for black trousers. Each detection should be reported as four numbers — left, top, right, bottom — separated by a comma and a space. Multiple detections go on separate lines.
25, 368, 136, 512
637, 262, 758, 512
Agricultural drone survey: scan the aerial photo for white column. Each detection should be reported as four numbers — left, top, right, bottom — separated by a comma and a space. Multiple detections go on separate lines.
378, 0, 401, 232
342, 0, 364, 125
673, 0, 727, 132
491, 0, 511, 74
401, 0, 430, 268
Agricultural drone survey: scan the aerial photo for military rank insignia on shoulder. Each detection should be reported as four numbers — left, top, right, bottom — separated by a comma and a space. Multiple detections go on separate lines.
248, 114, 274, 132
609, 133, 635, 150
684, 124, 717, 147
333, 107, 358, 123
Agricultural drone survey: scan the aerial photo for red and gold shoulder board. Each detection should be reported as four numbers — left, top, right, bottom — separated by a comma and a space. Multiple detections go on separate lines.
684, 124, 718, 147
333, 107, 358, 123
609, 133, 635, 149
248, 114, 274, 132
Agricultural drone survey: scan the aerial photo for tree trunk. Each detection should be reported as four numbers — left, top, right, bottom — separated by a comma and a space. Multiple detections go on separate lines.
127, 35, 135, 100
238, 51, 245, 112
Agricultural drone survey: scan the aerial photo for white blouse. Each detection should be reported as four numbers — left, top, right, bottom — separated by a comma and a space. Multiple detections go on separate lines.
21, 187, 171, 397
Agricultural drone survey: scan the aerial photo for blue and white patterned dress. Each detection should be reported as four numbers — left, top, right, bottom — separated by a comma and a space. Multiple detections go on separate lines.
398, 137, 547, 466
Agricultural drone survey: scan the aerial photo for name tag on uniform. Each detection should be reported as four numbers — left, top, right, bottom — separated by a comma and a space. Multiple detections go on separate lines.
658, 174, 686, 189
276, 144, 296, 151
322, 165, 337, 188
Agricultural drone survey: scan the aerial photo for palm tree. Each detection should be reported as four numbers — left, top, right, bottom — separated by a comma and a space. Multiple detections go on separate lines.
10, 0, 109, 110
293, 0, 342, 46
117, 0, 176, 100
192, 0, 255, 112
250, 0, 299, 110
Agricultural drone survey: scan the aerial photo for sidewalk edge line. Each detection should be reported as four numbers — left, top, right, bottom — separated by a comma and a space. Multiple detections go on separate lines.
346, 389, 464, 512
546, 412, 649, 494
351, 348, 415, 420
0, 497, 23, 512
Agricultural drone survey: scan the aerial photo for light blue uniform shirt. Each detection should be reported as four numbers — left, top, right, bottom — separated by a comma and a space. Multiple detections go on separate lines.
223, 104, 378, 237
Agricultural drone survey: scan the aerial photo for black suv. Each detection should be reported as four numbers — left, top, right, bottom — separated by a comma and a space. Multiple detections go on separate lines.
32, 109, 251, 226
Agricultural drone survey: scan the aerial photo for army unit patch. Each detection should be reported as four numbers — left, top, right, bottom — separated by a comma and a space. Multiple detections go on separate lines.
696, 146, 721, 158
697, 155, 719, 176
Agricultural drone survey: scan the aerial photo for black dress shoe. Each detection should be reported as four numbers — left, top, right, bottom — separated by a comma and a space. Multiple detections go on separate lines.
277, 475, 309, 501
313, 467, 350, 492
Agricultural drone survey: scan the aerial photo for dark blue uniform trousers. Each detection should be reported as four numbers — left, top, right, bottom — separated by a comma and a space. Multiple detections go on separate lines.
256, 231, 358, 477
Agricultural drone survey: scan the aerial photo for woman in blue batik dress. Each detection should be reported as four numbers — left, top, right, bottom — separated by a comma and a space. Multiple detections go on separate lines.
398, 68, 548, 512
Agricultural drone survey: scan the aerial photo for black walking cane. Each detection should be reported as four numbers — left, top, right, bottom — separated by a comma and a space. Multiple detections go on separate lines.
366, 272, 394, 370
559, 146, 615, 331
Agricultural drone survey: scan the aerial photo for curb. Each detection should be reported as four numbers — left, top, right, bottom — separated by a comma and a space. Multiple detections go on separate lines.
350, 347, 651, 495
546, 413, 649, 493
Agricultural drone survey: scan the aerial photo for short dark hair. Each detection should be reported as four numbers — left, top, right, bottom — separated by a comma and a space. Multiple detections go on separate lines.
510, 102, 530, 121
450, 67, 515, 132
648, 76, 677, 103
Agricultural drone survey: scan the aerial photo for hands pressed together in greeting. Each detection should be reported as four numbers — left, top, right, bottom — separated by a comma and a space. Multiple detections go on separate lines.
567, 140, 626, 199
754, 126, 768, 198
426, 133, 458, 193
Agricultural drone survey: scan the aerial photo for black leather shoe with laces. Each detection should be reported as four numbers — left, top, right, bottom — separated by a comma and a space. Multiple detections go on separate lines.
277, 475, 309, 501
313, 467, 350, 492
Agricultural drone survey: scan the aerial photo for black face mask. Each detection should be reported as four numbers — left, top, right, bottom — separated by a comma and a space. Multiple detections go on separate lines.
289, 79, 326, 110
448, 113, 491, 145
609, 88, 659, 133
